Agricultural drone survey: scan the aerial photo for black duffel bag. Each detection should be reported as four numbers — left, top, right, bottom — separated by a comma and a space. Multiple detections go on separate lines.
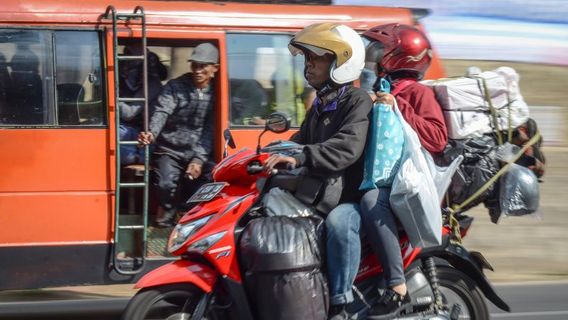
239, 216, 328, 320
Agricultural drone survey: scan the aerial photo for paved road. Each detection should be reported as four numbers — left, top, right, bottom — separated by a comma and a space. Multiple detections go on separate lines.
1, 282, 567, 319
490, 282, 568, 320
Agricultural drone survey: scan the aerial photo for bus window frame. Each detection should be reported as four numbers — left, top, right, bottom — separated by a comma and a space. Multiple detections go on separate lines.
0, 26, 108, 129
107, 28, 228, 159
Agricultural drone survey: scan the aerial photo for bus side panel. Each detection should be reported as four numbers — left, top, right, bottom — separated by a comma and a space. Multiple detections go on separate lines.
0, 129, 113, 245
228, 130, 296, 154
0, 243, 111, 290
0, 243, 169, 290
0, 193, 111, 244
0, 129, 110, 192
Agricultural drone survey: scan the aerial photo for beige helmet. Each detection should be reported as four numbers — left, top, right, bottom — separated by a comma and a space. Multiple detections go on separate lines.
289, 23, 365, 85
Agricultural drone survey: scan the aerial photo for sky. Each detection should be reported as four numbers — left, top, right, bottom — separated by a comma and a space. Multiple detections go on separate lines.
332, 0, 568, 65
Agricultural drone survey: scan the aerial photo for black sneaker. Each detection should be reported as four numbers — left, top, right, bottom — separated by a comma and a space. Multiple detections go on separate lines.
367, 289, 412, 320
328, 304, 349, 320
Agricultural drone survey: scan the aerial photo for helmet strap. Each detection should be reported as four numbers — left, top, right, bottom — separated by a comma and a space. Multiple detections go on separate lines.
318, 82, 335, 97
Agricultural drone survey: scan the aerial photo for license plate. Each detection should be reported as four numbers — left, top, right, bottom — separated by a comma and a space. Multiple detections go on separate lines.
187, 182, 227, 203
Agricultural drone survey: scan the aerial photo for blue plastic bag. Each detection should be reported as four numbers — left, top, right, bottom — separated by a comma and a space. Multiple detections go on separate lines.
360, 79, 404, 190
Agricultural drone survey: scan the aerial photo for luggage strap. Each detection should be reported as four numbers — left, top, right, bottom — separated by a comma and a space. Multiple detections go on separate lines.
475, 76, 504, 145
447, 130, 542, 243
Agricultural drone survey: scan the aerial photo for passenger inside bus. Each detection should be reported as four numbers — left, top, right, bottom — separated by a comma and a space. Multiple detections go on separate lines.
226, 34, 308, 127
138, 42, 219, 228
229, 78, 269, 125
8, 43, 43, 124
0, 52, 9, 120
118, 43, 167, 165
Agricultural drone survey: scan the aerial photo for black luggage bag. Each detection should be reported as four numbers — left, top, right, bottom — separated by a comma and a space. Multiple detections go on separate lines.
239, 216, 329, 320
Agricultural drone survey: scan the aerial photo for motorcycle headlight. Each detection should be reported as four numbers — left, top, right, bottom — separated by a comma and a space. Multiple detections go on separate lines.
167, 215, 213, 253
188, 231, 227, 254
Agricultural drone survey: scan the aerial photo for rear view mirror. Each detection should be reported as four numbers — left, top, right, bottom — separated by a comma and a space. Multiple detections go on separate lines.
223, 128, 236, 149
256, 112, 291, 154
223, 128, 236, 158
265, 112, 290, 134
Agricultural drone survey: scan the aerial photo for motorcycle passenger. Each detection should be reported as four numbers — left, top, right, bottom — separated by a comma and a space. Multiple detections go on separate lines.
359, 23, 448, 318
263, 23, 372, 320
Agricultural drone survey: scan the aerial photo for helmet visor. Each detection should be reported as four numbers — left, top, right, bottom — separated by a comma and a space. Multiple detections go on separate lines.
364, 41, 384, 72
289, 42, 332, 57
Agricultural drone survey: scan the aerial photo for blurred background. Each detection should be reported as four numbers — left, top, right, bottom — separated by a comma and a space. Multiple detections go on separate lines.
335, 0, 568, 282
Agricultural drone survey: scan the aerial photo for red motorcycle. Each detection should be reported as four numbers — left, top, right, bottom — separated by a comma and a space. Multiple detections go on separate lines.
122, 113, 510, 320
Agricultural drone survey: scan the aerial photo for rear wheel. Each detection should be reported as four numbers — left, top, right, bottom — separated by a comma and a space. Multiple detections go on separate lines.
121, 283, 203, 320
437, 266, 489, 320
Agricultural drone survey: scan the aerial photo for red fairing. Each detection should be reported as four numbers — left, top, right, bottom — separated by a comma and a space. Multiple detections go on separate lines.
394, 80, 448, 153
212, 149, 270, 186
182, 189, 258, 282
135, 260, 217, 292
363, 23, 432, 77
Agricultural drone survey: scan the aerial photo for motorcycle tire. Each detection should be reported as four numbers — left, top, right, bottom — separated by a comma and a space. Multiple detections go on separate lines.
121, 283, 203, 320
437, 266, 490, 320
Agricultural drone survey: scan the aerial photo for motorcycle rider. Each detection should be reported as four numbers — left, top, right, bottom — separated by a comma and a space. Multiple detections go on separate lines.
359, 23, 448, 318
263, 23, 372, 320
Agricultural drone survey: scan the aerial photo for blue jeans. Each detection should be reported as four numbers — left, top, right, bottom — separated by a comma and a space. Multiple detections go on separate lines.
326, 202, 361, 306
119, 124, 145, 165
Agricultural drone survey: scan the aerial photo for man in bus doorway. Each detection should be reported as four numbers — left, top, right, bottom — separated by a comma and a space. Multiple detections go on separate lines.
138, 42, 219, 228
264, 23, 372, 320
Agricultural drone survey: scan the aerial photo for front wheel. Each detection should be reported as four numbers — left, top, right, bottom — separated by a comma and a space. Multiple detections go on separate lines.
121, 283, 203, 320
437, 266, 490, 320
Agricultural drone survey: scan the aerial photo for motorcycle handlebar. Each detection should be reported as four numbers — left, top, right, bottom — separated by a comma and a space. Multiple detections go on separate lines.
247, 164, 278, 175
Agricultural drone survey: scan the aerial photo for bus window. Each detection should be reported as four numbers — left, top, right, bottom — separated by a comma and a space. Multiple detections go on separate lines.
55, 31, 105, 126
0, 30, 53, 125
226, 33, 307, 127
0, 29, 105, 127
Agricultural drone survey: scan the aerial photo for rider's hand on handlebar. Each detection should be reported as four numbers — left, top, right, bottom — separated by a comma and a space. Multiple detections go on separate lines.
263, 154, 297, 174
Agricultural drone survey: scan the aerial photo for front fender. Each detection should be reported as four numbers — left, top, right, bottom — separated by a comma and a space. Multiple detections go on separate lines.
420, 241, 510, 312
135, 259, 217, 293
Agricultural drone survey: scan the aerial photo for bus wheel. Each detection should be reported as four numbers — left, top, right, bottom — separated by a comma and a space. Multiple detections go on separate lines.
121, 283, 203, 320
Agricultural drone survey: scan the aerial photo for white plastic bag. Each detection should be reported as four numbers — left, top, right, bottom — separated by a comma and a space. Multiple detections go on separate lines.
390, 101, 443, 248
262, 187, 315, 217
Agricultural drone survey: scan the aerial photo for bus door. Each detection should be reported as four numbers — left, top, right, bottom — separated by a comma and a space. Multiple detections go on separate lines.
104, 8, 227, 274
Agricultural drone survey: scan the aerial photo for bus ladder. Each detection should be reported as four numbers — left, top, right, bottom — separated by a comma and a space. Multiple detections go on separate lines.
104, 5, 150, 275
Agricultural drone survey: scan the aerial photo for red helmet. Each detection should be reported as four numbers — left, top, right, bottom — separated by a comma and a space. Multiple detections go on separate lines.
363, 23, 432, 78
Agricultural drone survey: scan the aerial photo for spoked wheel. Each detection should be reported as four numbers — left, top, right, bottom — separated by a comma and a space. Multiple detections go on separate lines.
121, 283, 204, 320
437, 266, 489, 320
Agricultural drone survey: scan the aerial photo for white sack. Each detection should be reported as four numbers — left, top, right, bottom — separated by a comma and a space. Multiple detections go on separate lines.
422, 68, 529, 139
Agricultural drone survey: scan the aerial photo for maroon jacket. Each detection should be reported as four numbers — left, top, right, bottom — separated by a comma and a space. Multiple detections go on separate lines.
393, 79, 448, 153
